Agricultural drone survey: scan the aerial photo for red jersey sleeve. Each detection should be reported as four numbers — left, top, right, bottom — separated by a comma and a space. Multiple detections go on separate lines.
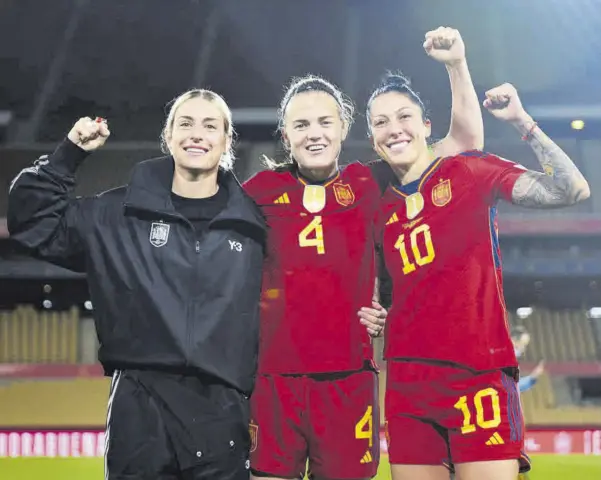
459, 150, 527, 204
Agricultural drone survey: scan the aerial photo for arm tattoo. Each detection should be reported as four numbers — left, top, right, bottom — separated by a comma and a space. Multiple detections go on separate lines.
511, 119, 590, 208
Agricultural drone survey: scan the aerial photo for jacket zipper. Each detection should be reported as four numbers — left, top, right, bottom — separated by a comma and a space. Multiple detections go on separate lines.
124, 204, 198, 366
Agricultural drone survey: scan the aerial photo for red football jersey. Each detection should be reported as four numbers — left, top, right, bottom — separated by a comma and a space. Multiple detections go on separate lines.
244, 163, 380, 374
377, 151, 527, 371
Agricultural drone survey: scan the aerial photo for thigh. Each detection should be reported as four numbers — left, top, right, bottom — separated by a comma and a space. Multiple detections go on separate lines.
250, 374, 307, 478
133, 371, 251, 475
307, 370, 379, 479
105, 371, 179, 480
385, 362, 451, 467
386, 414, 450, 467
441, 369, 530, 473
182, 456, 251, 480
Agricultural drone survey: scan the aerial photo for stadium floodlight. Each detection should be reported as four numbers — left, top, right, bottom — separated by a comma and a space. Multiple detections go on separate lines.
587, 307, 601, 319
571, 119, 585, 130
516, 307, 533, 319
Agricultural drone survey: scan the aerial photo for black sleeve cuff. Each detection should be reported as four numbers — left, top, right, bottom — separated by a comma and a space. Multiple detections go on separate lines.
48, 138, 92, 177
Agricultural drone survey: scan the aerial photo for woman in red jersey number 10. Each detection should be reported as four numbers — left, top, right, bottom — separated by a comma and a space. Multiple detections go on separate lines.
369, 72, 590, 480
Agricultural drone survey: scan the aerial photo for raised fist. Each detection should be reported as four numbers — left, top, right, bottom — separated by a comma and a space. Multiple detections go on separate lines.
67, 117, 110, 151
483, 83, 529, 124
423, 27, 465, 65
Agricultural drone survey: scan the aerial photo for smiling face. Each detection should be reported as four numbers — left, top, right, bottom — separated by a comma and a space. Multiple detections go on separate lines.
368, 91, 431, 169
282, 90, 348, 178
165, 94, 232, 174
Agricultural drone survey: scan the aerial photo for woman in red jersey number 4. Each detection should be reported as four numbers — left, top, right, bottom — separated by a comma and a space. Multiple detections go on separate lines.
369, 73, 589, 480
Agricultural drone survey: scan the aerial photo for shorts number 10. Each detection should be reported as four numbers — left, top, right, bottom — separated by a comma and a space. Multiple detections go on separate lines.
454, 388, 501, 434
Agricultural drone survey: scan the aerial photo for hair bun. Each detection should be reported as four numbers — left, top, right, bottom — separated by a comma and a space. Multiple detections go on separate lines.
381, 70, 411, 89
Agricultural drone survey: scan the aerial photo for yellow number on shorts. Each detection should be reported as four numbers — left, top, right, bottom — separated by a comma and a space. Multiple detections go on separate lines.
453, 388, 501, 434
355, 405, 373, 447
299, 216, 325, 254
394, 223, 435, 275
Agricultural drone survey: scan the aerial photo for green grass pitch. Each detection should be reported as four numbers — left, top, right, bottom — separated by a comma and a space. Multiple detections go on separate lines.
1, 454, 599, 479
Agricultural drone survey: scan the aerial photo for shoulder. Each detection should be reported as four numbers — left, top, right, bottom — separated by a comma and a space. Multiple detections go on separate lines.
96, 185, 127, 200
243, 169, 293, 201
86, 185, 128, 218
449, 150, 504, 165
448, 150, 526, 176
342, 160, 389, 193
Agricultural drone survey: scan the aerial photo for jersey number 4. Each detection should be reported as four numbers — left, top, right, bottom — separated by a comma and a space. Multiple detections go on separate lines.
394, 223, 435, 274
298, 216, 325, 254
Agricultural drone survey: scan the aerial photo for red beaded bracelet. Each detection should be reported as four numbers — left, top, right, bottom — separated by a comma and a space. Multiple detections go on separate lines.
521, 122, 538, 141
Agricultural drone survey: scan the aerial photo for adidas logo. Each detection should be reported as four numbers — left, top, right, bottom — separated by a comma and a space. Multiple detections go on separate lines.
360, 450, 373, 464
386, 213, 399, 225
485, 432, 505, 446
274, 193, 290, 204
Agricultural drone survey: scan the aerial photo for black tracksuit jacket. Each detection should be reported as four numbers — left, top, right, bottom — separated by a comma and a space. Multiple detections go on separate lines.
7, 139, 267, 395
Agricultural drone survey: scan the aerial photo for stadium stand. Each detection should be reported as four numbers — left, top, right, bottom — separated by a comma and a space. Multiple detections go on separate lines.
0, 306, 79, 364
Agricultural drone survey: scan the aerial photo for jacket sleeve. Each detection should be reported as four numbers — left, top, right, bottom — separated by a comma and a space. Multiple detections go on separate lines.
7, 139, 93, 272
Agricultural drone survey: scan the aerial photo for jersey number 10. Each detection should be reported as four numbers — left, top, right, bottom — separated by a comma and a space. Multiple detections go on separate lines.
394, 223, 435, 274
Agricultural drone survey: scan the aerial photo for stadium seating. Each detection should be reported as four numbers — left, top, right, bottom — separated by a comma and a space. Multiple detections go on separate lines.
514, 310, 598, 362
0, 306, 80, 364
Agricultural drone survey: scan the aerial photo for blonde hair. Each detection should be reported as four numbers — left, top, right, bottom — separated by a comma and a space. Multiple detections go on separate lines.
160, 89, 236, 170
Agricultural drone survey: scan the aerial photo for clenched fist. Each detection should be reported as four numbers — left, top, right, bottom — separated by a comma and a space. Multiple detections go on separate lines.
483, 83, 529, 124
423, 27, 465, 65
67, 117, 110, 151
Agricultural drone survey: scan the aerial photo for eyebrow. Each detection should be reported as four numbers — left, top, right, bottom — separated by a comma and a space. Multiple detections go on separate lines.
292, 115, 335, 123
373, 107, 413, 119
176, 115, 219, 122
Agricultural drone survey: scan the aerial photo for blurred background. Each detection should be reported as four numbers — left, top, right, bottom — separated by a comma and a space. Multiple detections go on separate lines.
0, 0, 600, 478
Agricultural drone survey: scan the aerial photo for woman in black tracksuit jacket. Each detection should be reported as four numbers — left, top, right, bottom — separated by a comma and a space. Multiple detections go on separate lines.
7, 89, 266, 480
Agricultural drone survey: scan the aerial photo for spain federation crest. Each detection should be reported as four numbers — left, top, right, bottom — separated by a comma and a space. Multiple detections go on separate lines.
249, 421, 258, 452
333, 183, 355, 207
431, 179, 452, 207
149, 222, 170, 248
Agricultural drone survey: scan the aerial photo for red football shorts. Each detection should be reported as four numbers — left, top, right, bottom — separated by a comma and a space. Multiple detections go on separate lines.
385, 361, 530, 473
250, 369, 379, 479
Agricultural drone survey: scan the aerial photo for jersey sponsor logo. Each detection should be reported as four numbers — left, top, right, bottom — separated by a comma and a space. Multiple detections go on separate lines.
432, 179, 452, 207
333, 182, 355, 207
273, 192, 290, 204
249, 421, 258, 453
302, 184, 326, 213
149, 222, 170, 248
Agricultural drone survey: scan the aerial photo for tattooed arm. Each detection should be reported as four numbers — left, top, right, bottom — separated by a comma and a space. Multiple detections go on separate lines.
484, 83, 590, 208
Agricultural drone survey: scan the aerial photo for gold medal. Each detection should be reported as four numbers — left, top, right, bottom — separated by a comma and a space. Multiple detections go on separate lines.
302, 185, 326, 213
405, 192, 424, 220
